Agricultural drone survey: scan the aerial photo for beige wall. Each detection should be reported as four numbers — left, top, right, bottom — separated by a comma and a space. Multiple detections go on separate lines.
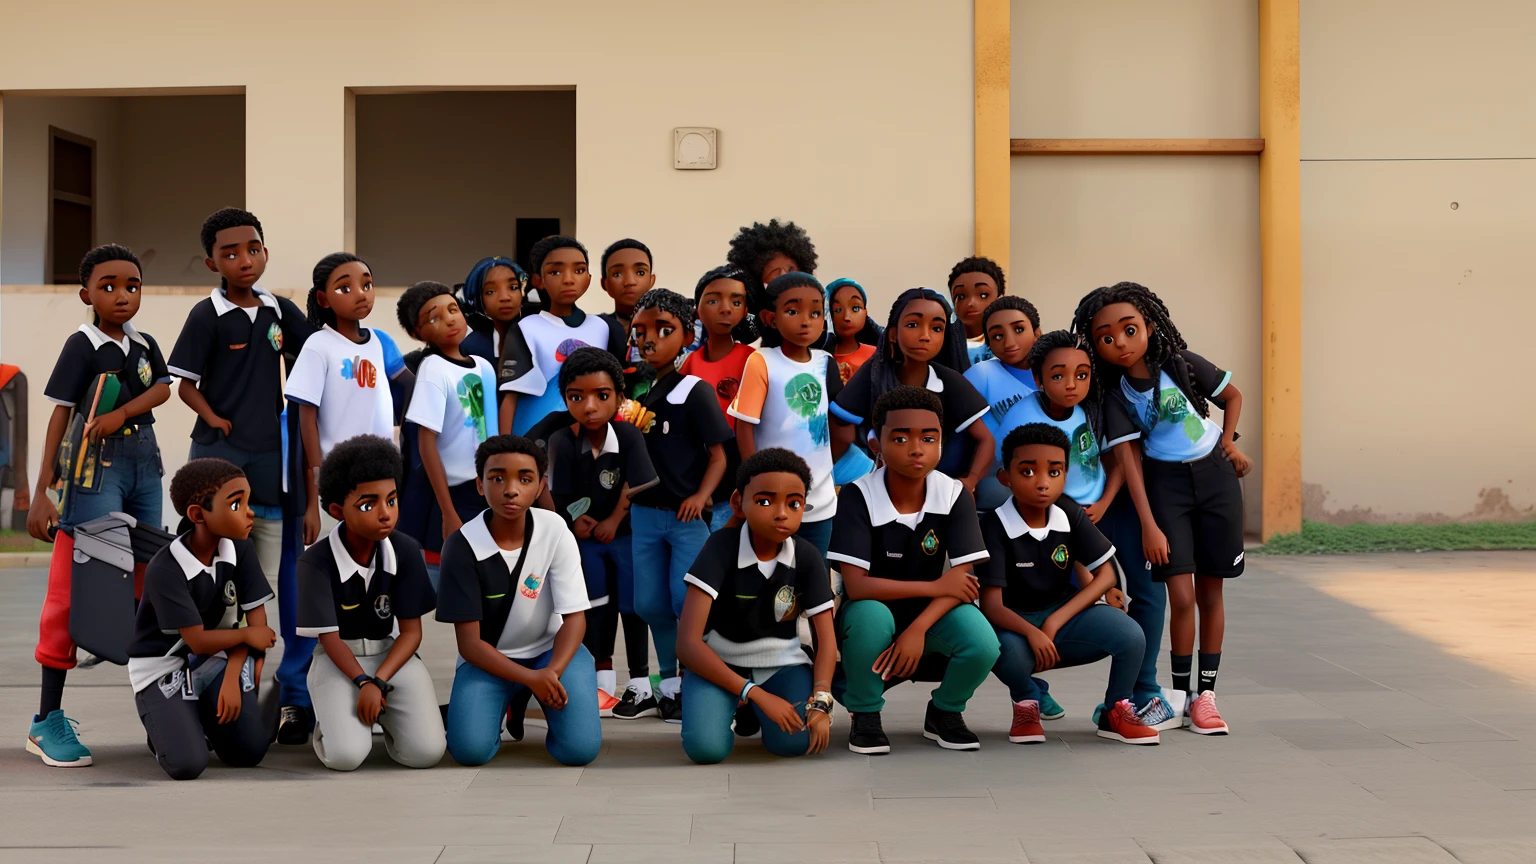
1010, 0, 1263, 532
354, 91, 575, 287
1300, 0, 1536, 522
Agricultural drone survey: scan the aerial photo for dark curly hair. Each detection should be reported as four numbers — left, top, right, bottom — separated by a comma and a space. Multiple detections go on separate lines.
632, 287, 695, 327
320, 435, 403, 511
725, 219, 818, 304
1001, 423, 1071, 470
78, 244, 141, 288
396, 280, 457, 339
307, 252, 367, 329
200, 207, 263, 257
170, 458, 246, 517
558, 345, 626, 393
693, 264, 759, 344
600, 238, 652, 275
947, 256, 1007, 296
1071, 281, 1210, 419
735, 447, 812, 495
475, 434, 548, 479
981, 295, 1040, 333
1025, 329, 1103, 437
756, 271, 824, 349
872, 385, 945, 433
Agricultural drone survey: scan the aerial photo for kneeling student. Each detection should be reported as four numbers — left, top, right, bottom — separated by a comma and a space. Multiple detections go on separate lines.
829, 386, 999, 754
436, 435, 600, 767
677, 448, 836, 763
979, 424, 1156, 745
128, 459, 276, 780
296, 435, 445, 770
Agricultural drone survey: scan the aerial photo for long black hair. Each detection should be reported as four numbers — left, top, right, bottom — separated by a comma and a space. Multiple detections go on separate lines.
822, 277, 882, 352
460, 255, 527, 318
1025, 329, 1103, 438
1071, 281, 1210, 419
693, 264, 759, 344
860, 287, 970, 412
308, 252, 366, 329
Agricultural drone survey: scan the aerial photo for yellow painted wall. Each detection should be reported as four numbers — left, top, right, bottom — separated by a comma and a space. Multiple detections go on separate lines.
1300, 0, 1536, 522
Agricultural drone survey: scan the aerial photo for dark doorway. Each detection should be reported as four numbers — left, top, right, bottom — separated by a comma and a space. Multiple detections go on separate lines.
48, 127, 95, 284
515, 217, 562, 274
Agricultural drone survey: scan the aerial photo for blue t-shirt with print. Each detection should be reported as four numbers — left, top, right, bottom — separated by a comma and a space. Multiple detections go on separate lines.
1114, 351, 1230, 463
966, 338, 994, 366
999, 392, 1105, 505
964, 357, 1036, 470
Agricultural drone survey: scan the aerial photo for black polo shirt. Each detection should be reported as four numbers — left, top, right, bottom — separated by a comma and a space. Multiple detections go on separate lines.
827, 467, 989, 632
684, 526, 834, 669
44, 323, 171, 425
977, 499, 1116, 615
126, 536, 273, 692
629, 372, 734, 511
295, 527, 436, 641
547, 421, 659, 535
831, 362, 989, 476
167, 287, 314, 452
495, 318, 534, 390
524, 409, 576, 453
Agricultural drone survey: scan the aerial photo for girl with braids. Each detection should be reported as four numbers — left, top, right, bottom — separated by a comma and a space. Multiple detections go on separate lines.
457, 255, 527, 370
286, 253, 401, 547
1073, 281, 1251, 737
681, 265, 758, 531
831, 288, 993, 493
824, 277, 882, 384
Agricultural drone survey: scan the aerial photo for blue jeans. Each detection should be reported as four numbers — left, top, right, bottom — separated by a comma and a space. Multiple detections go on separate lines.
794, 518, 833, 558
579, 534, 635, 609
446, 645, 601, 767
682, 664, 812, 764
709, 501, 734, 533
1098, 491, 1164, 704
992, 604, 1145, 708
629, 505, 711, 680
60, 426, 163, 532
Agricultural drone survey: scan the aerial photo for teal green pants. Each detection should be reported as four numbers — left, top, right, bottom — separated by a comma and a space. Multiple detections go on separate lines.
837, 600, 1001, 713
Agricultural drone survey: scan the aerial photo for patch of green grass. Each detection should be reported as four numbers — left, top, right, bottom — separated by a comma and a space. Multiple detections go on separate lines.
1256, 520, 1536, 555
0, 530, 53, 554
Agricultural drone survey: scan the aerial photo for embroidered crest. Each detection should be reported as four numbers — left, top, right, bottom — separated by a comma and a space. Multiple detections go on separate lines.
374, 594, 392, 619
1051, 544, 1069, 569
266, 322, 283, 352
598, 469, 619, 490
921, 529, 938, 556
221, 579, 238, 606
519, 572, 545, 600
773, 585, 799, 622
136, 356, 152, 386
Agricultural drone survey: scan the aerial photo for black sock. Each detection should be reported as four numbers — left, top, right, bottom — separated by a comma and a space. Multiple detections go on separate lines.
1197, 652, 1221, 694
1170, 653, 1193, 696
39, 667, 67, 718
621, 612, 650, 680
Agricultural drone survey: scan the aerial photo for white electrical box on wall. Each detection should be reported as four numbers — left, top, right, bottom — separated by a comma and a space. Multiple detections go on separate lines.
674, 127, 718, 169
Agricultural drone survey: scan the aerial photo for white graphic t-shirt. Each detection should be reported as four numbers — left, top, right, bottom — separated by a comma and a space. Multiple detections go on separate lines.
728, 346, 841, 523
284, 326, 395, 456
501, 311, 615, 436
405, 353, 500, 485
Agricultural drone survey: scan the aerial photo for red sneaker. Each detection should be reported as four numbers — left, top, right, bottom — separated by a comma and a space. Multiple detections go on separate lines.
1096, 699, 1160, 745
597, 688, 621, 718
1187, 691, 1229, 735
1009, 699, 1046, 744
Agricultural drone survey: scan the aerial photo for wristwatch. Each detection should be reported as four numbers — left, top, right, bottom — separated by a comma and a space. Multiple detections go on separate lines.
808, 690, 835, 716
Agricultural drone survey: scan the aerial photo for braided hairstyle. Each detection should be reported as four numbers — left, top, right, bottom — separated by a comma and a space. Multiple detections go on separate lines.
863, 287, 970, 406
460, 255, 527, 318
308, 252, 367, 329
725, 219, 818, 311
78, 244, 141, 287
1071, 281, 1209, 419
1025, 329, 1103, 438
693, 264, 759, 344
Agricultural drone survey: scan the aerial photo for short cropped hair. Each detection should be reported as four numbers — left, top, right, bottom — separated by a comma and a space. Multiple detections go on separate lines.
200, 207, 263, 257
396, 280, 457, 338
475, 434, 548, 479
319, 435, 404, 511
982, 295, 1040, 332
558, 346, 626, 392
170, 458, 246, 517
872, 385, 944, 432
529, 235, 588, 276
1001, 423, 1072, 468
735, 447, 812, 495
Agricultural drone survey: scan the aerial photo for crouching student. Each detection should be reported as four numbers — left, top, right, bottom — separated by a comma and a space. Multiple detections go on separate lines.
128, 459, 276, 780
296, 435, 444, 770
677, 449, 837, 763
979, 425, 1156, 746
436, 436, 601, 766
829, 387, 999, 754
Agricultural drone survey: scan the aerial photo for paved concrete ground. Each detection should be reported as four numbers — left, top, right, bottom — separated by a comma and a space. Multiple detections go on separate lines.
3, 552, 1535, 863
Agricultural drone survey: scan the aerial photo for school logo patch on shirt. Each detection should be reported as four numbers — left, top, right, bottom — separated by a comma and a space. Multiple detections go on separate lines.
374, 594, 392, 619
921, 529, 939, 555
221, 580, 238, 606
1051, 544, 1070, 569
599, 469, 619, 490
773, 585, 799, 622
519, 572, 545, 600
456, 374, 489, 440
136, 356, 152, 386
341, 356, 378, 389
266, 322, 283, 352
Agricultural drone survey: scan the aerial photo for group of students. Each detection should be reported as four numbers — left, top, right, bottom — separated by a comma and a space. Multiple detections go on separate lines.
24, 208, 1251, 779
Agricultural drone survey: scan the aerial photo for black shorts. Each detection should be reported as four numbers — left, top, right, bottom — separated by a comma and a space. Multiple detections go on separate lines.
1142, 448, 1245, 581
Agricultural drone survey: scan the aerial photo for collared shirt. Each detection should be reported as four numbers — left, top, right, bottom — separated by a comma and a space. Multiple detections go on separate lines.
1113, 350, 1230, 463
683, 525, 834, 669
435, 509, 590, 660
45, 322, 171, 425
295, 525, 435, 640
167, 286, 314, 451
832, 361, 989, 478
500, 310, 626, 436
827, 467, 989, 632
547, 421, 658, 535
284, 326, 396, 458
977, 498, 1116, 614
126, 536, 273, 692
630, 372, 735, 511
405, 352, 500, 486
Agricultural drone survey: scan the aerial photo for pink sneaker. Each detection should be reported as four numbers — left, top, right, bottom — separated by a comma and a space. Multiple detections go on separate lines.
1186, 691, 1229, 735
1009, 700, 1045, 744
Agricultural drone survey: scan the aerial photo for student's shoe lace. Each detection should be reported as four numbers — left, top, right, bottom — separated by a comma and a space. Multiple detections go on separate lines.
47, 713, 83, 744
1136, 697, 1173, 726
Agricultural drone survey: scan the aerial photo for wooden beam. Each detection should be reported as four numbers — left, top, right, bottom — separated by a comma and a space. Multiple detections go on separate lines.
1011, 138, 1265, 156
974, 0, 1010, 269
1259, 0, 1303, 539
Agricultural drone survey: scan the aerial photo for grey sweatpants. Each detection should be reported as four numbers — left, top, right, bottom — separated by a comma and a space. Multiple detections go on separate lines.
307, 638, 445, 771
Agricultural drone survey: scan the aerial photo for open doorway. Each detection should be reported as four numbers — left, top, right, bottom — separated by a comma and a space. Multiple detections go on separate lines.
353, 90, 576, 287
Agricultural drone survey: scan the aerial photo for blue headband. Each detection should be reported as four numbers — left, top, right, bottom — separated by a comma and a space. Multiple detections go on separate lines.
824, 277, 868, 306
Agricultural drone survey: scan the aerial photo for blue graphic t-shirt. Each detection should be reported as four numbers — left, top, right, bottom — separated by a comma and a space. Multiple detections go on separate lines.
964, 357, 1037, 473
1114, 351, 1230, 463
966, 336, 994, 366
502, 311, 617, 436
999, 393, 1105, 505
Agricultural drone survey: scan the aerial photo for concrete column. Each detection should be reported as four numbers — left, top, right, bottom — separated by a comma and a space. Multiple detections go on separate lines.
973, 0, 1010, 270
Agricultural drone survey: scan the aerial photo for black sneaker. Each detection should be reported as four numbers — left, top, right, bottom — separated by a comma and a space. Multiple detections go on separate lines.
612, 685, 659, 720
733, 701, 761, 738
848, 711, 891, 755
505, 687, 533, 742
276, 705, 313, 746
922, 700, 980, 750
658, 693, 682, 724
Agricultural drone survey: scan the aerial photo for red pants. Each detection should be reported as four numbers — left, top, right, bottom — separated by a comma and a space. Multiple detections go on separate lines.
34, 534, 145, 670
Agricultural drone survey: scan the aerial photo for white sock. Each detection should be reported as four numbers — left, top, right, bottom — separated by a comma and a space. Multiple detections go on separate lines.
628, 676, 653, 699
658, 675, 682, 700
596, 669, 616, 697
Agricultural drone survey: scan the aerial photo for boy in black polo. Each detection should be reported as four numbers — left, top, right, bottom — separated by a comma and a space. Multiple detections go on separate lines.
128, 459, 276, 780
296, 435, 444, 770
979, 424, 1157, 746
436, 436, 600, 767
676, 448, 836, 764
828, 386, 998, 754
545, 348, 659, 718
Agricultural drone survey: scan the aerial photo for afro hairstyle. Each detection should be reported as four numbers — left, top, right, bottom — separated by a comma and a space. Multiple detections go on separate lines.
475, 434, 548, 479
1001, 423, 1072, 469
725, 219, 818, 296
170, 458, 247, 517
200, 207, 264, 257
872, 385, 945, 432
319, 434, 404, 512
558, 345, 627, 393
396, 280, 458, 339
734, 447, 812, 495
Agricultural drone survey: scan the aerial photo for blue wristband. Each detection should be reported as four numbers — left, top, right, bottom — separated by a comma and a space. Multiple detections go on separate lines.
740, 680, 756, 702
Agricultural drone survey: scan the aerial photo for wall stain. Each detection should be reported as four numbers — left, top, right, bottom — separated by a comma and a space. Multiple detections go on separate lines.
1303, 483, 1533, 526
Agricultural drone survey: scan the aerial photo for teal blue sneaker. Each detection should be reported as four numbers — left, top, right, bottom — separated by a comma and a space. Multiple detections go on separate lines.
1039, 691, 1065, 721
1091, 703, 1106, 726
26, 710, 92, 767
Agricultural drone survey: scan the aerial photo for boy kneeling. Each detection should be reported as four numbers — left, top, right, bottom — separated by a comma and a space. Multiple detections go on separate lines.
297, 435, 445, 770
436, 435, 600, 766
980, 424, 1156, 745
829, 387, 999, 754
677, 448, 836, 763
